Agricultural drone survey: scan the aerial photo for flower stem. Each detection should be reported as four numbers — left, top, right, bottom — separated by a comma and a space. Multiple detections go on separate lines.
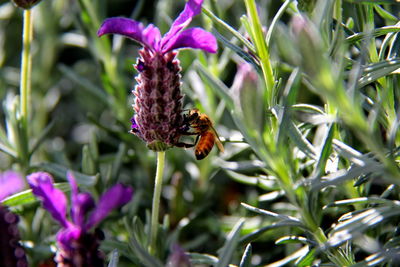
149, 151, 165, 255
19, 9, 33, 170
20, 9, 33, 128
243, 0, 275, 107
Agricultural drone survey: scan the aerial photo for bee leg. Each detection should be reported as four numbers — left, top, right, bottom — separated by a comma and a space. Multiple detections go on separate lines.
175, 142, 196, 148
175, 135, 200, 148
180, 131, 198, 136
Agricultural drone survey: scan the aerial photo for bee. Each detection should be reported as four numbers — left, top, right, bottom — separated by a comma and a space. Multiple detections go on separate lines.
178, 108, 224, 160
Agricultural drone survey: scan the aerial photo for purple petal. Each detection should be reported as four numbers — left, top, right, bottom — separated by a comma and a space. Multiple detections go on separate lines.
162, 27, 217, 53
56, 225, 81, 250
0, 171, 25, 201
98, 17, 161, 51
86, 184, 133, 229
142, 24, 162, 51
67, 172, 95, 228
161, 0, 204, 50
27, 172, 69, 228
131, 117, 139, 130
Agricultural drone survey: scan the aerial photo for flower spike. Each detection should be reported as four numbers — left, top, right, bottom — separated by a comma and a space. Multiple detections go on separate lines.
98, 0, 217, 151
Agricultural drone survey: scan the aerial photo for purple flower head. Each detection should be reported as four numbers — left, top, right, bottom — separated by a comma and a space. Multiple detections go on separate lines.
0, 206, 28, 267
98, 0, 217, 151
28, 171, 133, 266
0, 171, 27, 266
166, 244, 191, 267
97, 0, 217, 54
0, 171, 25, 202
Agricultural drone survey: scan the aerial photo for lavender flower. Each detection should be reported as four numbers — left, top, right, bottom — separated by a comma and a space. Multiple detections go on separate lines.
0, 171, 27, 267
98, 0, 217, 151
0, 170, 25, 201
28, 171, 133, 267
166, 244, 191, 267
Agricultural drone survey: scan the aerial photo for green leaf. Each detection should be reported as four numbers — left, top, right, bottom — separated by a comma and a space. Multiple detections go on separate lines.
327, 206, 400, 247
311, 123, 334, 178
225, 170, 277, 190
36, 162, 98, 187
189, 253, 219, 265
266, 0, 292, 46
358, 59, 400, 88
202, 7, 255, 54
240, 221, 306, 245
239, 243, 252, 267
349, 249, 394, 267
29, 120, 55, 157
107, 249, 119, 267
286, 120, 317, 160
0, 141, 16, 158
347, 27, 400, 45
211, 29, 261, 73
265, 246, 310, 267
324, 197, 398, 209
216, 218, 245, 267
103, 240, 135, 262
129, 234, 163, 267
1, 183, 70, 207
344, 0, 400, 4
241, 202, 301, 223
276, 236, 309, 245
374, 5, 398, 22
195, 62, 234, 110
58, 64, 109, 104
295, 248, 316, 267
311, 163, 383, 190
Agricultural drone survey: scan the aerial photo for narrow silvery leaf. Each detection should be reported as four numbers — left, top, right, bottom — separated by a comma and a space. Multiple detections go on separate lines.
239, 244, 252, 267
216, 218, 245, 267
107, 249, 119, 267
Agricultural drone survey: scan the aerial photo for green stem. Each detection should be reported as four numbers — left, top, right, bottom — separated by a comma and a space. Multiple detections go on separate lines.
243, 0, 275, 107
20, 9, 33, 126
149, 151, 166, 255
18, 9, 33, 170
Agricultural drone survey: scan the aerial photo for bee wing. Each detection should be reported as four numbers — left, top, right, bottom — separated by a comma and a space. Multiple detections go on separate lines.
210, 126, 224, 153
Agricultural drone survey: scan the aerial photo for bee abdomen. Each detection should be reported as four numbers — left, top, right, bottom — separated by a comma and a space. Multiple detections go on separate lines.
195, 132, 215, 160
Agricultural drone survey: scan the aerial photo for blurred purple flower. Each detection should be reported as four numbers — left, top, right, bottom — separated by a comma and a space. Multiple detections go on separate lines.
0, 170, 25, 201
166, 244, 191, 267
0, 171, 27, 267
98, 0, 217, 151
28, 171, 133, 267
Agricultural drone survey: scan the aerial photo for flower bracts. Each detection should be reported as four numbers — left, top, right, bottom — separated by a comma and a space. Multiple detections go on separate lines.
132, 49, 184, 151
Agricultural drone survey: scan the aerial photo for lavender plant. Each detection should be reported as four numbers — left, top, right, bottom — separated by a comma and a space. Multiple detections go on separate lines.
1, 0, 400, 266
97, 0, 217, 257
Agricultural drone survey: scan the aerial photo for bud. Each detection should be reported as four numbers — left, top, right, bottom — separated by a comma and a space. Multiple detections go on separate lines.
166, 244, 191, 267
290, 14, 325, 78
11, 0, 42, 9
231, 63, 265, 134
